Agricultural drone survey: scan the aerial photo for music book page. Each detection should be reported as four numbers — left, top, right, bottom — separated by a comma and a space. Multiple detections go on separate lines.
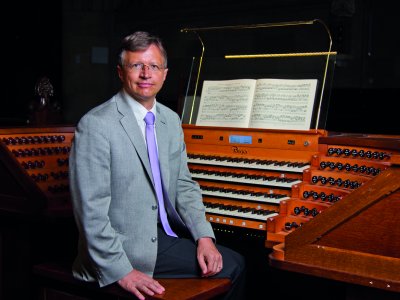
196, 78, 317, 130
195, 79, 256, 127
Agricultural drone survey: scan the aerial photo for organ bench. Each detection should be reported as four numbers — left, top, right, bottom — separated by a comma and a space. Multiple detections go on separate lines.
33, 262, 231, 300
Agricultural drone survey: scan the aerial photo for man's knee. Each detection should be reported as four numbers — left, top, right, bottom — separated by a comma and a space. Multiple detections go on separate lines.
218, 246, 246, 280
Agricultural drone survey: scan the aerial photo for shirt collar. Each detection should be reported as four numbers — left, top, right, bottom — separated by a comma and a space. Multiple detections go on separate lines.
122, 90, 157, 121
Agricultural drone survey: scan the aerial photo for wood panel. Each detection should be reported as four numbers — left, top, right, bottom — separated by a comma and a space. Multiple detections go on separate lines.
270, 166, 400, 292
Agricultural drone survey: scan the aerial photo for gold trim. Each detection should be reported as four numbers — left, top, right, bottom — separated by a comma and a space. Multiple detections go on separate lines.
225, 51, 337, 59
181, 20, 315, 32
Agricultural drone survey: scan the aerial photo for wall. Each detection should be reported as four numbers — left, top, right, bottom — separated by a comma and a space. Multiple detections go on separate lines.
2, 0, 399, 134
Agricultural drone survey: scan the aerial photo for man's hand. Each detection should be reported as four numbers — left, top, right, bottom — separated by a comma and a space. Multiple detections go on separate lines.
197, 237, 223, 277
117, 269, 165, 300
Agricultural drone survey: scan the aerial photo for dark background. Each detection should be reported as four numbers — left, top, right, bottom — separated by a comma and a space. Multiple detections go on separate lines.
1, 0, 399, 134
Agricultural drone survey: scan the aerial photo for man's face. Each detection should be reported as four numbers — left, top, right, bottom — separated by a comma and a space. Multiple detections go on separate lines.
117, 44, 168, 109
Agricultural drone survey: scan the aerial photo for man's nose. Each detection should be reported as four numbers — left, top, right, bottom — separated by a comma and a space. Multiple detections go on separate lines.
140, 65, 151, 77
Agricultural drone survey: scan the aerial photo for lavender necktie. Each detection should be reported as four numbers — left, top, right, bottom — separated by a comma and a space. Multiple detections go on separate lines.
144, 111, 177, 237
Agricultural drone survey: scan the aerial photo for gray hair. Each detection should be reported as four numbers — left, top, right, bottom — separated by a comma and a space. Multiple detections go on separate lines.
118, 31, 167, 68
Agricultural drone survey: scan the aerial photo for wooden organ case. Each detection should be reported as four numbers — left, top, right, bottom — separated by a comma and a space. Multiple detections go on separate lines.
0, 126, 76, 300
268, 134, 400, 294
184, 125, 326, 239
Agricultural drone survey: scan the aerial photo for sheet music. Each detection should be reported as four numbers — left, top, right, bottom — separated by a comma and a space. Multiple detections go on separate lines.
249, 79, 317, 130
195, 78, 317, 130
196, 79, 256, 127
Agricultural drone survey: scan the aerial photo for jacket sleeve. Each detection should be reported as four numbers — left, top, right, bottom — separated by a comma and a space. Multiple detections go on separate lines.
69, 113, 133, 286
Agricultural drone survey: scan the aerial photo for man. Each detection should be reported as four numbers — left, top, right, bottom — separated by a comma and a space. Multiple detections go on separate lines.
69, 31, 245, 300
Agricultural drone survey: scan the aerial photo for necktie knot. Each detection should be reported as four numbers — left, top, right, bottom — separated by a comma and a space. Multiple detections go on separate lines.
144, 111, 155, 126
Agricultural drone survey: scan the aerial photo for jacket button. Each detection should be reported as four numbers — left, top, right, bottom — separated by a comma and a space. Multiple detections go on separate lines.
151, 237, 157, 242
152, 205, 158, 210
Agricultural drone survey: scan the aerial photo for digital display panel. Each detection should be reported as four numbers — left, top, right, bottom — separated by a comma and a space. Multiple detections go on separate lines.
229, 135, 252, 144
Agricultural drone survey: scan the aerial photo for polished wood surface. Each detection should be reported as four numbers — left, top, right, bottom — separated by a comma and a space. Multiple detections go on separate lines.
34, 263, 231, 300
319, 132, 400, 151
269, 134, 400, 293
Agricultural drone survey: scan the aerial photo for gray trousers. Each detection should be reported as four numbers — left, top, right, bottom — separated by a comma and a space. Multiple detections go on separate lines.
154, 225, 246, 300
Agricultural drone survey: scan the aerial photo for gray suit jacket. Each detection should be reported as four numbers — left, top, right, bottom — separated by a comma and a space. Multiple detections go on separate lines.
69, 91, 215, 287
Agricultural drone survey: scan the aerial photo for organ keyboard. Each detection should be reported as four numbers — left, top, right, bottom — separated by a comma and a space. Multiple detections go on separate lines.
183, 124, 326, 233
190, 167, 302, 188
204, 201, 278, 221
200, 185, 289, 204
187, 154, 310, 173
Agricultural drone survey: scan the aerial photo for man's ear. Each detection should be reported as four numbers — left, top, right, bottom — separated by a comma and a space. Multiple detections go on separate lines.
162, 68, 168, 81
117, 65, 124, 81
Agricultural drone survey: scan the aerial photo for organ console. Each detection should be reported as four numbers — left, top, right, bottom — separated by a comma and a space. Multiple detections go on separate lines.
183, 124, 400, 294
183, 124, 327, 237
0, 126, 74, 215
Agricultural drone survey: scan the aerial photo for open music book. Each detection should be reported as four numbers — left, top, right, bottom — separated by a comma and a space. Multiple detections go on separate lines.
196, 78, 318, 130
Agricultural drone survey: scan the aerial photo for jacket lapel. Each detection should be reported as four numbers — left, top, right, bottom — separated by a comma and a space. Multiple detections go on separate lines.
116, 93, 154, 184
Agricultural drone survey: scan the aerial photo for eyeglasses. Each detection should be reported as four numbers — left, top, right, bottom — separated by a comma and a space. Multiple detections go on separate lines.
124, 63, 164, 72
